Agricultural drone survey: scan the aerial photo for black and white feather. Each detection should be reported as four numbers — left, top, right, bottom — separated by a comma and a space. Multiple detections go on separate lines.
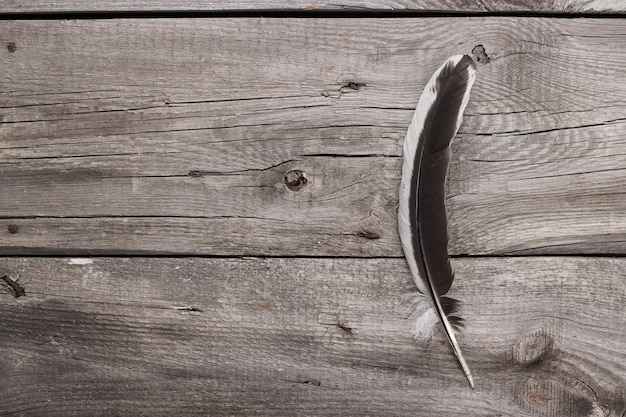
398, 55, 477, 388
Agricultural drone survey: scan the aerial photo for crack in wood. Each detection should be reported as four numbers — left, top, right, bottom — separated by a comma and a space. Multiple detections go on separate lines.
520, 166, 626, 181
356, 230, 380, 240
299, 153, 396, 158
173, 306, 204, 312
187, 159, 298, 178
474, 118, 626, 138
297, 379, 322, 387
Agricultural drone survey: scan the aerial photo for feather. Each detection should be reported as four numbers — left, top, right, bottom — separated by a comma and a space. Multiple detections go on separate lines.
398, 55, 477, 388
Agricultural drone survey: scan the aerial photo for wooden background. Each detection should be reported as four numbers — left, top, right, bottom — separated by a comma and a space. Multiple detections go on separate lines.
1, 2, 625, 416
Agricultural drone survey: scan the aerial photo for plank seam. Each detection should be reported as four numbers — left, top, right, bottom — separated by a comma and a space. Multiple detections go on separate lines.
1, 254, 626, 259
0, 10, 625, 20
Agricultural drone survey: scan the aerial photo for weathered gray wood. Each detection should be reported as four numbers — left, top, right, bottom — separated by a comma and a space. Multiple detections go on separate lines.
0, 0, 623, 13
2, 18, 626, 256
0, 257, 623, 416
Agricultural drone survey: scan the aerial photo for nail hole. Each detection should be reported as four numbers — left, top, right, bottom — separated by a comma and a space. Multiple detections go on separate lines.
7, 224, 18, 234
7, 42, 17, 53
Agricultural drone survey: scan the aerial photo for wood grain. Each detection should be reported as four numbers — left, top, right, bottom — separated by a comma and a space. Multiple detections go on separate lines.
2, 18, 626, 256
1, 6, 624, 417
0, 257, 623, 416
0, 0, 624, 13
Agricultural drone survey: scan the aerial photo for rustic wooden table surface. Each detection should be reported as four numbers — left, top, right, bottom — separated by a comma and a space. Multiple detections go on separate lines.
1, 2, 625, 416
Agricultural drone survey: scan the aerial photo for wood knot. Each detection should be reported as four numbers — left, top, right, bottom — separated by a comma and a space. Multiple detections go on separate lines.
7, 42, 17, 53
7, 224, 18, 234
284, 170, 308, 191
517, 379, 594, 417
471, 44, 490, 64
513, 330, 554, 367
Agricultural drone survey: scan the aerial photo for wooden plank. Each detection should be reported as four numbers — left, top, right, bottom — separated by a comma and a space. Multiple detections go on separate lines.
2, 18, 626, 256
0, 0, 623, 13
0, 257, 624, 416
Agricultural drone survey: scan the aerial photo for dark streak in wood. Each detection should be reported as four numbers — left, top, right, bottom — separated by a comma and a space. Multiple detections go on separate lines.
357, 230, 380, 240
173, 306, 204, 312
298, 379, 322, 387
1, 274, 25, 297
337, 322, 353, 336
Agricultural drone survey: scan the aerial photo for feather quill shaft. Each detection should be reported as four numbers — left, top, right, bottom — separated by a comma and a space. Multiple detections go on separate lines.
398, 55, 476, 388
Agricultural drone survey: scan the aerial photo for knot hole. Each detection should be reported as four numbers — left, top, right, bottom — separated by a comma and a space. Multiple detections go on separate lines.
284, 170, 308, 191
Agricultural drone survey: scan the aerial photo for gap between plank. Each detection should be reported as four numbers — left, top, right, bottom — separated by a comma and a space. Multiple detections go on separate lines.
0, 10, 625, 20
1, 254, 626, 259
